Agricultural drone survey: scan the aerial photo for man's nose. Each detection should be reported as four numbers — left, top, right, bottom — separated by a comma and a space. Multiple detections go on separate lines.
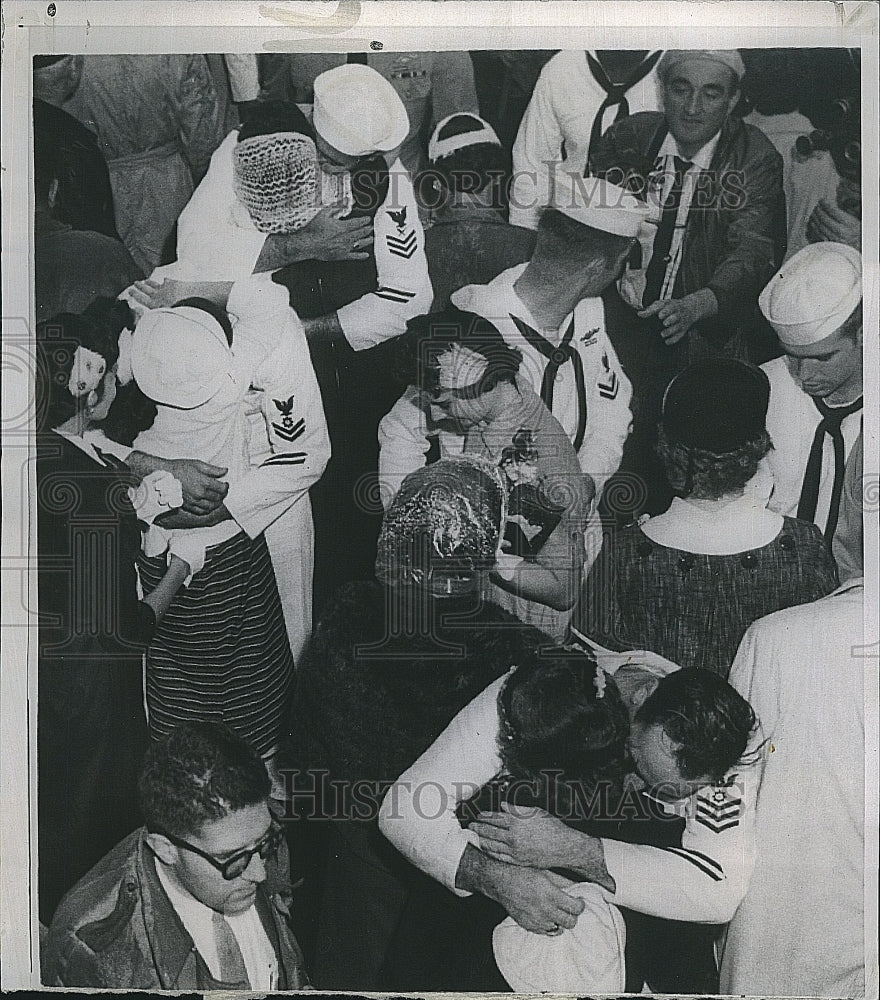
242, 852, 267, 884
686, 91, 702, 116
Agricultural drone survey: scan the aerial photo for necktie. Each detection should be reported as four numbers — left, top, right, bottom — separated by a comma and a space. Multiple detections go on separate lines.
584, 50, 663, 174
509, 315, 588, 452
212, 911, 250, 986
796, 396, 863, 541
642, 154, 692, 306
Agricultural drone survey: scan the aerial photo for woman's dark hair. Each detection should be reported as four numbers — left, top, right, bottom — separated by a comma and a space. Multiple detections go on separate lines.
498, 650, 630, 821
237, 99, 314, 143
427, 144, 510, 209
656, 426, 773, 500
36, 297, 131, 432
139, 722, 270, 838
420, 112, 510, 212
395, 308, 522, 397
635, 669, 757, 784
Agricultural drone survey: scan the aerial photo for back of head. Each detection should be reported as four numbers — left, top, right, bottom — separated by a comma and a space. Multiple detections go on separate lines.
427, 113, 507, 208
499, 650, 630, 814
658, 357, 772, 500
636, 669, 757, 784
376, 456, 506, 596
533, 172, 647, 291
139, 722, 270, 839
535, 172, 648, 274
233, 131, 319, 235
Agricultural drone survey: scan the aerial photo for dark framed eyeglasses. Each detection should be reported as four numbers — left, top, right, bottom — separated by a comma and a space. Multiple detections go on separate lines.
161, 822, 284, 880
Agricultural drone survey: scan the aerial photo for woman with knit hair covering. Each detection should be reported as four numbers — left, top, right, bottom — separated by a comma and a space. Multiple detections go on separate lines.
284, 456, 554, 990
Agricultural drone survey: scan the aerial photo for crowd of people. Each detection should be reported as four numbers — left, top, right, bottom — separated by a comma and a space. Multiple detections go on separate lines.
34, 46, 867, 996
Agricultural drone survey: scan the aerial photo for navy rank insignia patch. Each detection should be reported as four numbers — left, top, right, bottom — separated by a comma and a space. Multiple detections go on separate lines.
387, 206, 408, 231
695, 784, 742, 834
581, 326, 600, 346
597, 353, 619, 400
386, 229, 417, 259
272, 396, 306, 443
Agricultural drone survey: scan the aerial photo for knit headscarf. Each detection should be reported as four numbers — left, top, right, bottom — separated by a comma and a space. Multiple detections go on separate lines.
232, 131, 320, 234
376, 457, 507, 596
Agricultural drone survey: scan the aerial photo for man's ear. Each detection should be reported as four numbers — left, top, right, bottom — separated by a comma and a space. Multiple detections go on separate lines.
145, 832, 178, 867
726, 85, 741, 118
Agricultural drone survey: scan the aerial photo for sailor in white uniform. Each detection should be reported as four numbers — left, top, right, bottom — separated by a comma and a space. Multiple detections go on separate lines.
379, 648, 761, 993
175, 63, 432, 348
379, 173, 643, 576
510, 50, 662, 230
758, 242, 863, 565
721, 578, 866, 997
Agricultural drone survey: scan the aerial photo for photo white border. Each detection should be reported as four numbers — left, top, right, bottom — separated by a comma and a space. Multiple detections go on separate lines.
2, 2, 878, 993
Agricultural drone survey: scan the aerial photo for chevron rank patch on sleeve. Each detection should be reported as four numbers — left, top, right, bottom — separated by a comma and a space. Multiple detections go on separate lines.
596, 351, 619, 399
386, 230, 418, 259
694, 783, 743, 834
271, 396, 306, 442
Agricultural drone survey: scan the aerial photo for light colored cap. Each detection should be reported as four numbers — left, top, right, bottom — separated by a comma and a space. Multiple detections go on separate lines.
428, 113, 501, 163
758, 242, 862, 346
548, 171, 650, 238
313, 63, 410, 157
132, 306, 233, 409
658, 49, 746, 83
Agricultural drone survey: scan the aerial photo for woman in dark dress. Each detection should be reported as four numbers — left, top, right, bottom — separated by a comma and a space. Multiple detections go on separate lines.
36, 304, 191, 921
284, 456, 554, 990
576, 357, 839, 676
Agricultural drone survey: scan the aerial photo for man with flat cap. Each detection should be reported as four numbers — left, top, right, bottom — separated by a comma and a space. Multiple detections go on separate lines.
758, 241, 863, 576
590, 48, 785, 513
380, 173, 645, 588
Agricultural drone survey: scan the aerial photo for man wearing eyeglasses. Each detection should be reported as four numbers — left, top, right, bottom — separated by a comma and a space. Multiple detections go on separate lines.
42, 723, 310, 990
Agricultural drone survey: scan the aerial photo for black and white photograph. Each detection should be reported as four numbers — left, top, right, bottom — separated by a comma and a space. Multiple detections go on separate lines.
1, 1, 878, 995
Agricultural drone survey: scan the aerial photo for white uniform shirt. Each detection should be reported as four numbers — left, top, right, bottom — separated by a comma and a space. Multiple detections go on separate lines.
452, 266, 632, 491
155, 862, 277, 989
510, 50, 660, 230
175, 129, 432, 350
132, 275, 330, 539
762, 356, 862, 536
379, 650, 758, 926
721, 580, 865, 997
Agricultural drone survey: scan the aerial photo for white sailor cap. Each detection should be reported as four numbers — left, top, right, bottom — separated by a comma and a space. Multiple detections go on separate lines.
758, 242, 862, 346
547, 170, 650, 238
313, 63, 410, 157
428, 113, 501, 163
132, 305, 233, 409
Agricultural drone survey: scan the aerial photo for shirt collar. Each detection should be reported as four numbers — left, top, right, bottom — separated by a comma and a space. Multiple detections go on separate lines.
155, 860, 227, 931
658, 128, 721, 170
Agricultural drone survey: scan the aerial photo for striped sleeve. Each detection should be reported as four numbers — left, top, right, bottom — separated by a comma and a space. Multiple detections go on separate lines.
600, 765, 759, 924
